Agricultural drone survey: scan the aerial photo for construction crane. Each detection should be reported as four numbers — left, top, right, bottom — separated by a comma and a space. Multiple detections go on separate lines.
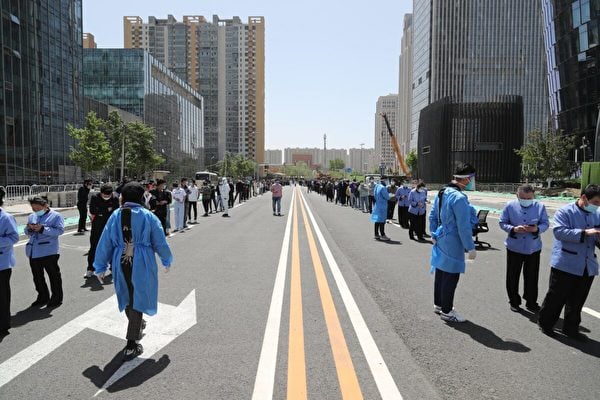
381, 113, 411, 178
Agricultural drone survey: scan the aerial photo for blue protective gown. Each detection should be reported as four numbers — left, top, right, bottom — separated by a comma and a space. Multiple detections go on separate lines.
429, 186, 475, 274
370, 183, 389, 223
93, 204, 173, 315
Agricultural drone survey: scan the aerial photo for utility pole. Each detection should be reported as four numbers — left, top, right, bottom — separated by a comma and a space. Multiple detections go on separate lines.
323, 134, 327, 171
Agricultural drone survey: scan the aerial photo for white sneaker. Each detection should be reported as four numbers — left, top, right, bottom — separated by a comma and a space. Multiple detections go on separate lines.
440, 309, 466, 322
433, 305, 442, 315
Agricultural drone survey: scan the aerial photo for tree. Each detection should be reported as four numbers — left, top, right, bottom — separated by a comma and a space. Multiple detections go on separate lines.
103, 111, 127, 179
405, 149, 418, 177
125, 121, 165, 178
515, 129, 577, 187
67, 112, 112, 178
216, 153, 256, 178
329, 158, 345, 170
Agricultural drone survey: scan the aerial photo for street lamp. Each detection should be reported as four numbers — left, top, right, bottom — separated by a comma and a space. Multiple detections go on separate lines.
360, 143, 365, 174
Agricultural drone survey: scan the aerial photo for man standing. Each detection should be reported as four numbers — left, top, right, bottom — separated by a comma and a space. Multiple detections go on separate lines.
85, 184, 119, 279
200, 181, 212, 217
371, 177, 391, 241
187, 180, 199, 223
386, 179, 398, 222
367, 177, 376, 213
150, 179, 171, 235
77, 179, 91, 233
220, 178, 231, 217
408, 181, 428, 241
429, 163, 477, 323
538, 184, 600, 341
25, 196, 65, 308
396, 179, 411, 229
94, 182, 173, 360
180, 178, 191, 228
271, 179, 283, 216
171, 182, 186, 232
0, 189, 19, 337
499, 185, 550, 312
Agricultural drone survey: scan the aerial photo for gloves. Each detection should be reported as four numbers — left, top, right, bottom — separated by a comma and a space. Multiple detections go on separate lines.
467, 249, 477, 260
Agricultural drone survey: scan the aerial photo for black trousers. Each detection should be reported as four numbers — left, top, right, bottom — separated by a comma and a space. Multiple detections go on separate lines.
154, 211, 167, 235
202, 199, 211, 215
77, 205, 87, 231
87, 218, 108, 271
397, 206, 409, 228
387, 201, 396, 220
434, 268, 460, 314
538, 268, 594, 333
374, 222, 386, 237
188, 202, 197, 220
506, 249, 541, 307
0, 269, 11, 332
29, 254, 62, 303
122, 261, 143, 341
183, 201, 189, 226
368, 195, 374, 213
409, 213, 426, 238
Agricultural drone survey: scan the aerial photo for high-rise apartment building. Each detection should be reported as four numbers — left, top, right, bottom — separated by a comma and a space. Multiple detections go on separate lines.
83, 33, 97, 49
411, 0, 549, 148
83, 49, 204, 178
265, 149, 283, 165
542, 0, 599, 160
375, 95, 399, 173
397, 14, 413, 154
124, 15, 265, 165
0, 0, 83, 184
348, 148, 375, 173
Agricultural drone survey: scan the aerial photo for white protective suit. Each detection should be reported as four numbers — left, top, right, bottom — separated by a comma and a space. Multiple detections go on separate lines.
219, 178, 230, 215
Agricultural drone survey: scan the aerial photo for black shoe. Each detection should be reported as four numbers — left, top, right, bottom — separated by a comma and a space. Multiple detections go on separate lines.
409, 235, 415, 240
0, 329, 9, 337
47, 300, 62, 308
31, 298, 49, 307
538, 324, 555, 337
123, 343, 144, 361
510, 304, 521, 312
562, 329, 588, 342
525, 303, 541, 313
222, 214, 229, 217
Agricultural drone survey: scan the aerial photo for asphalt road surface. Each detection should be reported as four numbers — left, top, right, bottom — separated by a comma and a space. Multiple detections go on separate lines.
0, 186, 598, 399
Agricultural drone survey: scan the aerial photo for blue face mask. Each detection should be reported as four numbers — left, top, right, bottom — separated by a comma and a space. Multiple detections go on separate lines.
519, 199, 534, 208
34, 210, 46, 217
584, 203, 599, 213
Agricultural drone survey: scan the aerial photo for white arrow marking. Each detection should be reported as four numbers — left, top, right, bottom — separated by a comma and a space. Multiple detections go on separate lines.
0, 290, 197, 394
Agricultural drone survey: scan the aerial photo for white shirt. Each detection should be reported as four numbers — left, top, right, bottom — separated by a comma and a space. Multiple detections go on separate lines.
188, 186, 199, 202
172, 187, 186, 203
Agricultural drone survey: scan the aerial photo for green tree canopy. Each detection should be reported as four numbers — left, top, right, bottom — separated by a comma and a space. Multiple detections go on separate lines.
216, 153, 257, 179
67, 112, 112, 177
405, 149, 418, 177
515, 129, 577, 187
125, 121, 164, 178
329, 158, 345, 170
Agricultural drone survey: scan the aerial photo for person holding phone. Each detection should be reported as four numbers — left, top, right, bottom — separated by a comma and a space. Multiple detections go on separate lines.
0, 188, 18, 337
538, 184, 600, 341
499, 185, 550, 313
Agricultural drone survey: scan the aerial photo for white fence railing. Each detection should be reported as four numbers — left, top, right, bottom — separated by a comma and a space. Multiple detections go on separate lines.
1, 184, 84, 201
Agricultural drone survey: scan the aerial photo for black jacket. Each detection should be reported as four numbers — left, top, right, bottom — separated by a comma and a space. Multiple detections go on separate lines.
77, 186, 90, 206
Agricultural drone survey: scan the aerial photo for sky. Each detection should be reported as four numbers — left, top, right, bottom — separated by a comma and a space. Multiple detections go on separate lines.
82, 0, 412, 151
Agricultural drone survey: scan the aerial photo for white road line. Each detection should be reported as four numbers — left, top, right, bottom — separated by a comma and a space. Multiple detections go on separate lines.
582, 307, 600, 320
299, 191, 403, 400
251, 192, 295, 400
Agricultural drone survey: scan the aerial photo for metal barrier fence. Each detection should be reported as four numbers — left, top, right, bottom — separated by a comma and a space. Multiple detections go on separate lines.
1, 184, 87, 201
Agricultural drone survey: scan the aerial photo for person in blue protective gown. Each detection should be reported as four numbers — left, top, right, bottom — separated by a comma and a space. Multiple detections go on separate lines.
371, 176, 391, 241
94, 182, 173, 360
429, 163, 477, 323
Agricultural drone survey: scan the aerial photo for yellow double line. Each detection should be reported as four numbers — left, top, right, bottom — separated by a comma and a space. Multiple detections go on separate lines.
287, 188, 363, 400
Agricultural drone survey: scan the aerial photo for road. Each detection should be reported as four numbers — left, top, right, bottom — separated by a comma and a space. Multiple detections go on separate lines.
0, 186, 598, 399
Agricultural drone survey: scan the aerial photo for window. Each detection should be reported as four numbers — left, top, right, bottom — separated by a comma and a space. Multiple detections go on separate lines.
421, 146, 431, 154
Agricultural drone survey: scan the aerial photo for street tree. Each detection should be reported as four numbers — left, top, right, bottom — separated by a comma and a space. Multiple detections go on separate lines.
103, 111, 127, 178
125, 121, 164, 178
405, 149, 418, 177
67, 112, 112, 178
515, 129, 577, 188
329, 158, 345, 170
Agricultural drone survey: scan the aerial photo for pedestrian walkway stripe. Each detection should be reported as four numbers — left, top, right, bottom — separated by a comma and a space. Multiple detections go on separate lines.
582, 307, 600, 320
287, 190, 307, 399
299, 191, 404, 400
298, 191, 364, 399
252, 193, 295, 400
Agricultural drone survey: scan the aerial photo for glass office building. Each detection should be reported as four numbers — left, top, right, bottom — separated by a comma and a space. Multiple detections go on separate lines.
83, 49, 204, 176
542, 0, 600, 160
0, 0, 83, 184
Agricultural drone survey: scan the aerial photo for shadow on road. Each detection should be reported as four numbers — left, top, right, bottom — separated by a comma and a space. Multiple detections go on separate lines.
448, 320, 531, 352
83, 352, 171, 393
11, 306, 53, 328
80, 275, 112, 291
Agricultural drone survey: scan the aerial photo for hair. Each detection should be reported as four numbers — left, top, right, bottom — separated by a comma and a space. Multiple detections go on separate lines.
156, 179, 165, 186
121, 182, 145, 205
417, 181, 426, 189
582, 184, 600, 200
181, 177, 188, 183
28, 196, 48, 206
517, 184, 535, 194
453, 162, 476, 176
100, 184, 113, 194
172, 182, 179, 188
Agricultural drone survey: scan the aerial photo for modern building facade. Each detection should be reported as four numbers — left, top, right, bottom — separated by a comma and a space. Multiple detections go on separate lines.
83, 49, 204, 177
0, 0, 84, 184
348, 147, 375, 173
264, 149, 283, 165
418, 96, 524, 183
542, 0, 600, 161
411, 0, 549, 150
374, 95, 399, 173
124, 15, 265, 165
398, 14, 413, 154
